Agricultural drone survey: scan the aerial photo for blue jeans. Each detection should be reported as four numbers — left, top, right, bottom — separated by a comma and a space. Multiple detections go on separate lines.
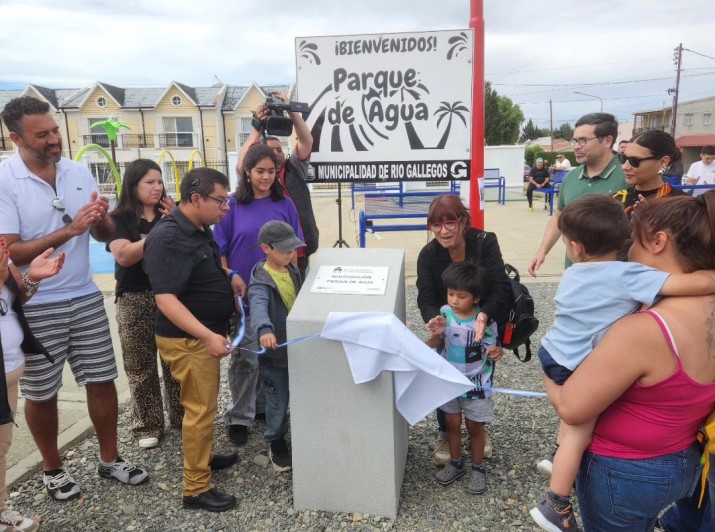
262, 365, 289, 442
659, 454, 714, 532
576, 443, 701, 531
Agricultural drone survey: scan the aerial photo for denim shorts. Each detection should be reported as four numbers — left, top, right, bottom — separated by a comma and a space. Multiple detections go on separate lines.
576, 442, 702, 531
537, 345, 573, 385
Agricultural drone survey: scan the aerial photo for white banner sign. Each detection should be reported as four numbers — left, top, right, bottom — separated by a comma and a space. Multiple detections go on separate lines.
295, 30, 474, 181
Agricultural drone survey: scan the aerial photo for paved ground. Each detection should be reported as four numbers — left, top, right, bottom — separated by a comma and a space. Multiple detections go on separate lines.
7, 189, 566, 490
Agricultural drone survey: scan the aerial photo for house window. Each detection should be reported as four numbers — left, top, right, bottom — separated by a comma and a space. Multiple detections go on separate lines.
96, 97, 107, 108
161, 117, 193, 148
172, 96, 182, 107
684, 114, 693, 126
704, 114, 712, 126
88, 118, 110, 148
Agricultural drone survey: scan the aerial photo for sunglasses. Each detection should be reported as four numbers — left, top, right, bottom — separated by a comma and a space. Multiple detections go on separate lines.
617, 152, 660, 168
429, 220, 460, 233
51, 198, 73, 224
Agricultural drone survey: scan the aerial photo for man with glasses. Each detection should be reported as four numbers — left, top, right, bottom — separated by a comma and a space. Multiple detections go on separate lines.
550, 154, 572, 172
528, 113, 626, 275
143, 168, 239, 512
0, 96, 149, 502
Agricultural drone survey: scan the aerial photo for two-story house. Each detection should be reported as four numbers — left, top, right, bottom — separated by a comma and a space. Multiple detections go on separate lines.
0, 81, 292, 195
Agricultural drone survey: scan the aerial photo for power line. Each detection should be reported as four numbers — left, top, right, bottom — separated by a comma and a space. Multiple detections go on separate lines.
683, 48, 715, 62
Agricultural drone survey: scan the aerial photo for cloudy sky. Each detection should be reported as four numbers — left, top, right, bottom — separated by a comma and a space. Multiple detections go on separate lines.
1, 0, 713, 130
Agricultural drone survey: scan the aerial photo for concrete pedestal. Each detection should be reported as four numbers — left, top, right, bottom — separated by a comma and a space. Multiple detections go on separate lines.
288, 248, 408, 519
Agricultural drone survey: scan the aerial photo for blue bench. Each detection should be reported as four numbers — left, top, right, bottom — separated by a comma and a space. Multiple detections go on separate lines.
358, 190, 456, 247
483, 168, 506, 205
671, 183, 715, 194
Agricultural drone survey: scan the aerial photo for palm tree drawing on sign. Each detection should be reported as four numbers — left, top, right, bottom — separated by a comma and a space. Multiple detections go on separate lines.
298, 40, 321, 65
434, 101, 468, 149
447, 32, 469, 60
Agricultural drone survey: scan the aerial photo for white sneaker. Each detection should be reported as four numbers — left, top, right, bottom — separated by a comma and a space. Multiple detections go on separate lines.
484, 431, 493, 459
0, 509, 39, 531
537, 451, 555, 477
433, 435, 450, 466
138, 437, 159, 449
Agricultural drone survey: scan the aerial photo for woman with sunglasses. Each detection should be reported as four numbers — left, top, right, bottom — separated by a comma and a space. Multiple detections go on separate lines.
0, 238, 64, 531
613, 129, 687, 217
213, 144, 303, 464
108, 159, 183, 450
416, 195, 512, 467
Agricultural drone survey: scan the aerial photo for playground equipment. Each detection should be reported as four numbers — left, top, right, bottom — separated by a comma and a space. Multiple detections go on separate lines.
74, 144, 122, 195
157, 150, 180, 199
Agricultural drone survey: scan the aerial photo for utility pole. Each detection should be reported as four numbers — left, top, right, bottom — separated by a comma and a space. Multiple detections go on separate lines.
670, 43, 683, 137
549, 99, 554, 151
469, 0, 485, 229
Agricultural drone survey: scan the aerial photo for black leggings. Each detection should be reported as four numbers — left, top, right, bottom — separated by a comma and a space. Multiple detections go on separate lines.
526, 183, 551, 207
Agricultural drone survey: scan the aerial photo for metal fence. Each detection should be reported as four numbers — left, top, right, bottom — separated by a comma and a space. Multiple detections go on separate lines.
89, 158, 229, 199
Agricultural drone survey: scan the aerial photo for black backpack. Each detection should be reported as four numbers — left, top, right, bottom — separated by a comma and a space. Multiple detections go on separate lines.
476, 233, 539, 362
500, 264, 539, 362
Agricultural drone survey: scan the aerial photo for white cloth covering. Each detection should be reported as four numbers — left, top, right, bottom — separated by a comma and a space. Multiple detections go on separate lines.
320, 312, 475, 425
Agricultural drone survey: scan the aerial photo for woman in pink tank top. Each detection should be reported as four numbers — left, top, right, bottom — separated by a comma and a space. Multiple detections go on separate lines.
545, 191, 715, 531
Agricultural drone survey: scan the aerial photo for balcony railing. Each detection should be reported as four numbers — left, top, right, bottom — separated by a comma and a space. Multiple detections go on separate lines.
0, 137, 12, 151
158, 133, 196, 149
83, 134, 111, 148
121, 134, 154, 149
632, 125, 668, 135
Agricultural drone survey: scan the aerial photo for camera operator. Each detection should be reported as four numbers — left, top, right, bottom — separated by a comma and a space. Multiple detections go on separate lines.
236, 91, 319, 276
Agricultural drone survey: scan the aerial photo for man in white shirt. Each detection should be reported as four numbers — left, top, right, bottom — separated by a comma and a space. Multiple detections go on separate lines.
551, 154, 572, 172
0, 96, 148, 502
686, 145, 715, 197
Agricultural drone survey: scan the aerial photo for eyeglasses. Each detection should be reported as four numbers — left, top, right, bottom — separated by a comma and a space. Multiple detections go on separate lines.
570, 136, 599, 148
0, 297, 7, 316
429, 220, 460, 233
51, 198, 73, 224
617, 152, 660, 168
200, 194, 229, 208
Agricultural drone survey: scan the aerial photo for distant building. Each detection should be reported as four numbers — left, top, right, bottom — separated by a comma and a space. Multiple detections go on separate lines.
633, 96, 715, 167
0, 81, 293, 195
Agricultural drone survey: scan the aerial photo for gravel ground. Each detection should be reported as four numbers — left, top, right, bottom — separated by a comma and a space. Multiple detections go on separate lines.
7, 283, 564, 531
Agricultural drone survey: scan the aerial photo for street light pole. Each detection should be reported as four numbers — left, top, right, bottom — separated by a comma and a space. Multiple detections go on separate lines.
574, 91, 603, 112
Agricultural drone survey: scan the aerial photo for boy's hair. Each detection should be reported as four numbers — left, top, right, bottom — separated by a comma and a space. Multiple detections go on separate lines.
702, 145, 715, 156
558, 194, 629, 256
440, 262, 490, 301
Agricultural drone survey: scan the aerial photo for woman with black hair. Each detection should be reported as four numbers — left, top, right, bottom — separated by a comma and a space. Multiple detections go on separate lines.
214, 144, 304, 470
613, 129, 686, 217
108, 159, 182, 449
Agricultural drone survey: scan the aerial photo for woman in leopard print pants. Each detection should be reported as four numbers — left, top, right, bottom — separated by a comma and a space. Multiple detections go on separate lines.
109, 159, 183, 448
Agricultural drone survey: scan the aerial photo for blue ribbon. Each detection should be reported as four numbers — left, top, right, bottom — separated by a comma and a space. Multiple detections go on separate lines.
227, 295, 321, 355
225, 299, 546, 398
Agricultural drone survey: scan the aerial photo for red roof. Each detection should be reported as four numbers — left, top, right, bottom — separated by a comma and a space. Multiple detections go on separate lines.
676, 134, 715, 147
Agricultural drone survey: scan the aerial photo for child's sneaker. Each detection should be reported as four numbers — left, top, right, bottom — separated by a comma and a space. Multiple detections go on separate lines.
98, 457, 149, 485
269, 437, 292, 473
432, 435, 450, 466
435, 461, 466, 485
536, 450, 555, 477
0, 509, 40, 531
529, 497, 581, 532
466, 467, 486, 494
42, 468, 81, 501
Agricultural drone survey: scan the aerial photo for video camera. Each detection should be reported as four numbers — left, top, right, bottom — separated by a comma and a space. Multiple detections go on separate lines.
264, 95, 310, 137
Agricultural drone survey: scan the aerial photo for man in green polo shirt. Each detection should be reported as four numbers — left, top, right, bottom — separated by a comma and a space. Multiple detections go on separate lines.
528, 113, 626, 274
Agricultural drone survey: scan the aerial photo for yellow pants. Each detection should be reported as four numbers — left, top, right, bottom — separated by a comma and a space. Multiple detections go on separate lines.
156, 336, 220, 496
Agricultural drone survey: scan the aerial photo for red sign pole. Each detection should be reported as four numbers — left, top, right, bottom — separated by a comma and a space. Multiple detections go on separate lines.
469, 0, 485, 229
